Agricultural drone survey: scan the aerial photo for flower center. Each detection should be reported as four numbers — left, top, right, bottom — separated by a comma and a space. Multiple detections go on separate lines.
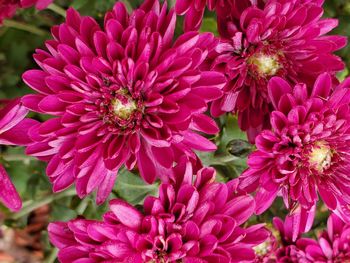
248, 53, 281, 77
112, 96, 137, 120
150, 250, 168, 263
309, 142, 333, 172
98, 86, 143, 134
254, 240, 271, 256
335, 252, 350, 263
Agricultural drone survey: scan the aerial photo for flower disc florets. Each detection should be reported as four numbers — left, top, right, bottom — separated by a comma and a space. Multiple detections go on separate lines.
98, 86, 143, 134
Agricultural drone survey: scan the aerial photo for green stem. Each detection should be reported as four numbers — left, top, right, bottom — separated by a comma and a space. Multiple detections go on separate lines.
212, 155, 239, 164
2, 20, 47, 36
76, 198, 90, 215
11, 188, 76, 220
45, 248, 58, 263
47, 3, 67, 17
168, 0, 176, 7
118, 182, 158, 189
1, 153, 35, 164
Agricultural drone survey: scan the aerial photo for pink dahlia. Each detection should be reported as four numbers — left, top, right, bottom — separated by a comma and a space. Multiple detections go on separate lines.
49, 165, 269, 262
0, 99, 38, 211
0, 0, 52, 23
239, 73, 350, 221
210, 0, 346, 142
303, 213, 350, 262
22, 0, 225, 203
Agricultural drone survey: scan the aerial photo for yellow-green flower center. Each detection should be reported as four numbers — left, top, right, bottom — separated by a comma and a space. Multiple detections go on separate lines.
249, 54, 280, 76
254, 224, 280, 257
112, 91, 137, 120
254, 240, 271, 256
309, 142, 333, 172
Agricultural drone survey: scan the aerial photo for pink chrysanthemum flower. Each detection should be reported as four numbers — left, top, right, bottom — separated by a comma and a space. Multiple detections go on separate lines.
0, 0, 52, 23
303, 213, 350, 262
256, 215, 314, 263
255, 210, 314, 262
210, 0, 346, 142
22, 0, 225, 204
0, 99, 38, 211
239, 73, 350, 220
49, 164, 269, 263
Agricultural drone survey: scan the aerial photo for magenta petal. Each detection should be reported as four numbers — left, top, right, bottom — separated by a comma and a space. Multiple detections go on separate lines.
101, 241, 134, 258
38, 95, 66, 114
318, 237, 333, 259
191, 114, 219, 135
226, 245, 255, 261
0, 119, 38, 146
268, 77, 292, 109
175, 0, 191, 15
319, 187, 337, 210
0, 99, 28, 133
96, 171, 117, 205
137, 141, 157, 184
21, 94, 45, 112
311, 72, 332, 99
48, 222, 75, 249
255, 186, 279, 215
58, 247, 90, 262
0, 165, 22, 212
35, 0, 53, 9
182, 131, 217, 151
152, 146, 174, 168
22, 70, 51, 94
198, 235, 218, 257
305, 244, 325, 259
109, 199, 142, 230
52, 168, 75, 193
20, 0, 52, 9
224, 195, 255, 225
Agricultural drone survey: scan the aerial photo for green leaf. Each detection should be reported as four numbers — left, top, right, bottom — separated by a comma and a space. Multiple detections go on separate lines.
337, 67, 349, 81
114, 169, 159, 205
51, 203, 77, 221
10, 188, 77, 220
200, 17, 218, 35
70, 0, 89, 9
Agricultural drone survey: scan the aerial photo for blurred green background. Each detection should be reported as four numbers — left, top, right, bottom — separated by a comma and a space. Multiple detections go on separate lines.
0, 0, 349, 261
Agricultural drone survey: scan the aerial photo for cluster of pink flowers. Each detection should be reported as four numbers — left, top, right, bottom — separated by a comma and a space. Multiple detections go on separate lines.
49, 164, 270, 262
1, 0, 350, 261
0, 0, 52, 23
209, 0, 346, 142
